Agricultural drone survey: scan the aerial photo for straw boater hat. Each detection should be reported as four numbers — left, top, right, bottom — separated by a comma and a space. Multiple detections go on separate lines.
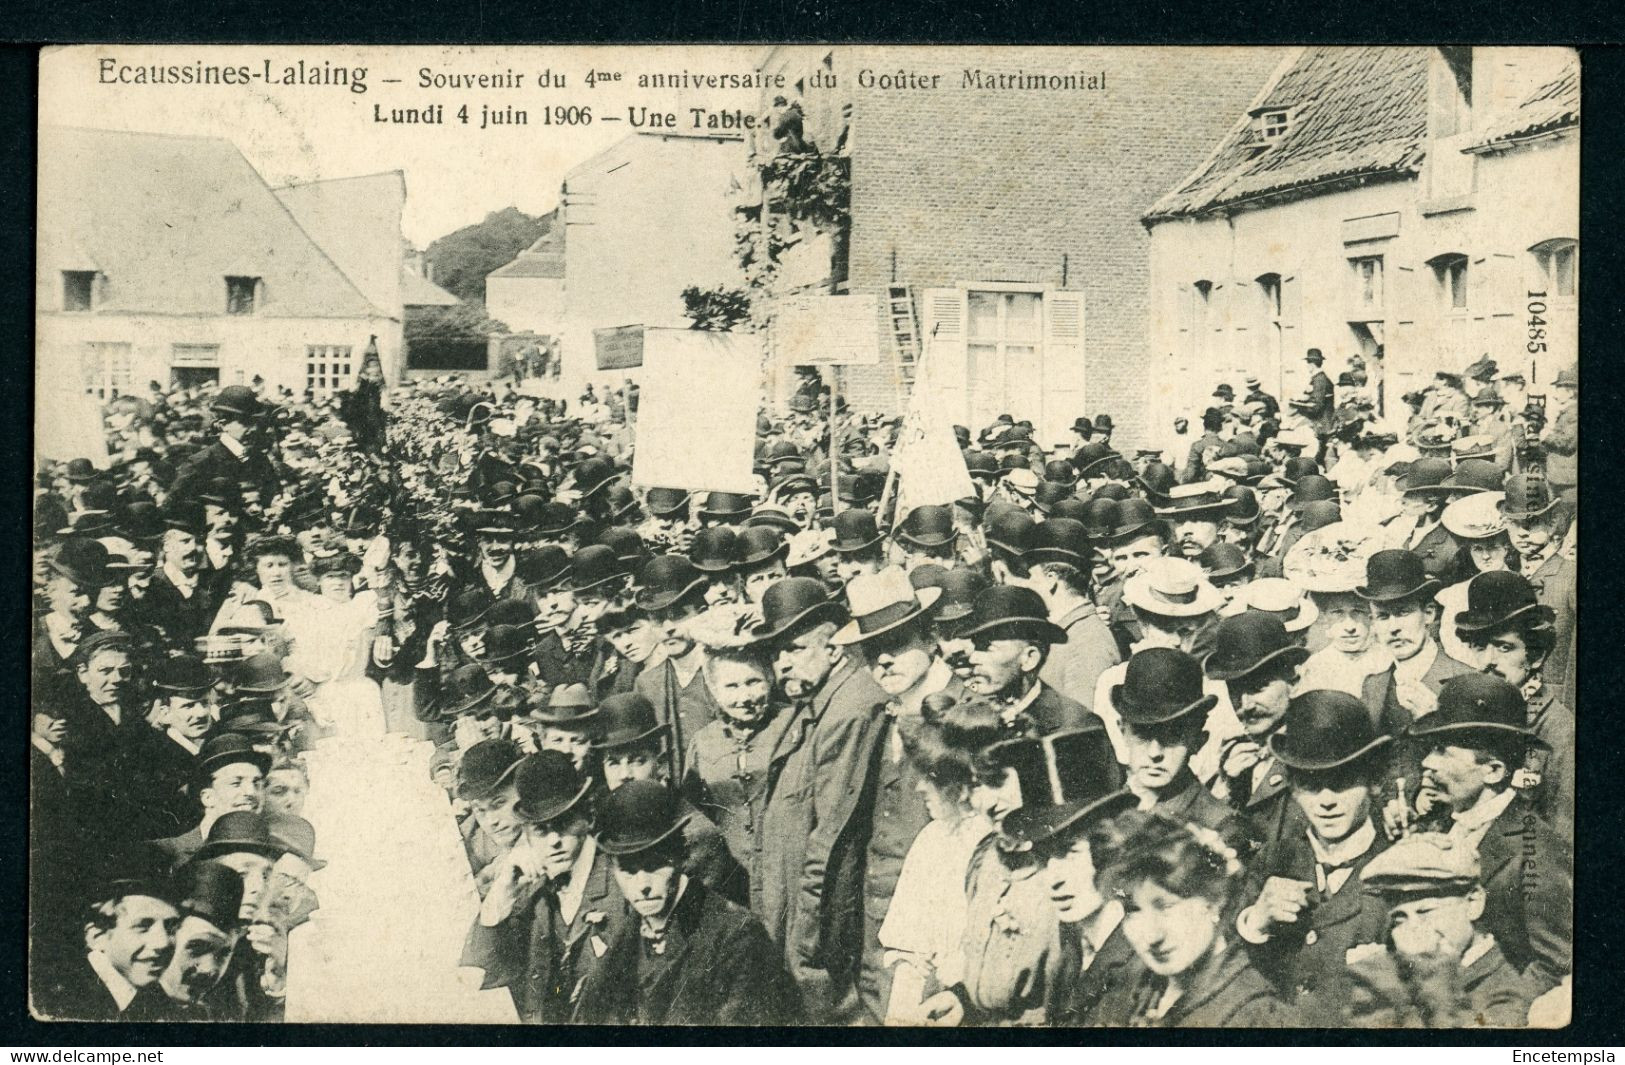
1223, 578, 1319, 631
1122, 557, 1224, 618
1441, 491, 1507, 541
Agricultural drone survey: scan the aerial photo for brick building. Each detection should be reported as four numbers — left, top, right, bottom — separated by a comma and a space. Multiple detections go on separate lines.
1142, 46, 1578, 422
753, 46, 1287, 447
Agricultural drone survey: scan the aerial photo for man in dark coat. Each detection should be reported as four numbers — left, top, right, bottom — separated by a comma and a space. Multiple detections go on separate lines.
1112, 648, 1236, 832
171, 385, 281, 505
1289, 349, 1335, 460
1403, 674, 1570, 994
1235, 691, 1394, 1021
572, 780, 801, 1025
961, 585, 1092, 739
462, 751, 624, 1023
34, 860, 183, 1021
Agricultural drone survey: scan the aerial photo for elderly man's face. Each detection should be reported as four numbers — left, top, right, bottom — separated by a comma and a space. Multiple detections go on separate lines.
163, 529, 199, 569
967, 637, 1039, 697
91, 895, 180, 989
861, 623, 937, 697
772, 622, 839, 700
1419, 743, 1500, 813
78, 649, 133, 706
203, 762, 264, 817
1228, 669, 1293, 739
159, 914, 237, 1004
1388, 890, 1483, 961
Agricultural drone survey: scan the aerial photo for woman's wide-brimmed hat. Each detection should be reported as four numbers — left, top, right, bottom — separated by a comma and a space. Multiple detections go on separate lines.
1441, 491, 1507, 541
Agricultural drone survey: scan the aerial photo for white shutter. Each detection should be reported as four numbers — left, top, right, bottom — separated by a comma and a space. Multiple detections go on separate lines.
1041, 291, 1086, 444
1278, 274, 1303, 396
919, 288, 969, 425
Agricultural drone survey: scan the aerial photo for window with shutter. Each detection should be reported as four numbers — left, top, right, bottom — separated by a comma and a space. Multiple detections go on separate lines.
1042, 291, 1086, 443
919, 288, 968, 425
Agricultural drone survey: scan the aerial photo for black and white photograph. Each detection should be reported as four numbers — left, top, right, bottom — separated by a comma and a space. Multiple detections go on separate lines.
29, 44, 1578, 1029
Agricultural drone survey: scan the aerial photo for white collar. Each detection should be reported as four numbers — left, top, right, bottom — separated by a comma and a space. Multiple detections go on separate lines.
999, 678, 1045, 725
1452, 786, 1517, 834
1460, 932, 1496, 970
1306, 818, 1378, 871
87, 950, 139, 1012
163, 561, 197, 596
557, 835, 597, 926
167, 729, 202, 756
1522, 541, 1559, 571
1393, 638, 1439, 687
219, 433, 247, 460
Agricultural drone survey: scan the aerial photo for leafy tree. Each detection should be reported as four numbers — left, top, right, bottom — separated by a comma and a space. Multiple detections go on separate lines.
681, 286, 752, 331
404, 301, 512, 341
424, 207, 551, 303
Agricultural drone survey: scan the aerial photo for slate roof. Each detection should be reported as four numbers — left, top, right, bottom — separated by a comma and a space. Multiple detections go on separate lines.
1468, 59, 1580, 149
1145, 47, 1430, 223
38, 127, 383, 319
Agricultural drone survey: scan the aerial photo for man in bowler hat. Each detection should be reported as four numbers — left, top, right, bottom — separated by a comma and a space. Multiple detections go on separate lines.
960, 585, 1092, 739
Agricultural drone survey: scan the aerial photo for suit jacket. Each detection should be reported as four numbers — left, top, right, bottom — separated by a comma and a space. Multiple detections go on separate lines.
1477, 798, 1571, 993
142, 569, 223, 653
1411, 523, 1463, 583
462, 845, 625, 1023
172, 439, 280, 504
1521, 685, 1574, 842
635, 656, 720, 782
1292, 371, 1335, 436
1527, 550, 1576, 708
1240, 823, 1391, 1019
1096, 942, 1300, 1027
33, 959, 180, 1021
1002, 682, 1093, 740
787, 658, 889, 998
1047, 917, 1142, 1026
572, 879, 802, 1025
1149, 768, 1240, 835
1040, 603, 1121, 710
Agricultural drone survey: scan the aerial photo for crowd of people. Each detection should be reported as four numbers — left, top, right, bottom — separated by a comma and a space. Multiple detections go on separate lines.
29, 345, 1576, 1027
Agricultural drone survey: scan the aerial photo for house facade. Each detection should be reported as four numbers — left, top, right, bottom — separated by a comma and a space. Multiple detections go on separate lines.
36, 127, 407, 404
751, 45, 1289, 446
556, 132, 747, 387
485, 214, 565, 336
1142, 46, 1578, 423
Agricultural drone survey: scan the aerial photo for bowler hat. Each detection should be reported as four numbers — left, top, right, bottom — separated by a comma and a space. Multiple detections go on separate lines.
488, 600, 536, 632
517, 546, 572, 592
528, 682, 599, 727
745, 506, 801, 536
597, 779, 689, 856
1354, 549, 1440, 603
1445, 459, 1503, 495
832, 567, 942, 646
1046, 498, 1092, 525
439, 663, 498, 719
573, 456, 620, 499
266, 814, 326, 871
447, 587, 494, 633
1453, 570, 1551, 634
175, 860, 246, 930
49, 537, 111, 588
688, 526, 741, 573
1043, 460, 1079, 487
1398, 457, 1459, 496
1070, 417, 1096, 437
455, 737, 525, 801
570, 544, 627, 593
1202, 611, 1310, 681
593, 693, 666, 751
230, 652, 291, 694
1197, 542, 1254, 583
197, 477, 243, 509
931, 566, 992, 629
958, 585, 1069, 645
196, 811, 287, 862
1072, 442, 1120, 478
699, 492, 755, 523
635, 555, 707, 612
64, 457, 99, 484
965, 451, 1001, 482
1498, 473, 1562, 521
211, 385, 265, 419
893, 505, 957, 549
1137, 462, 1178, 505
1072, 497, 1120, 541
984, 508, 1037, 559
839, 471, 886, 506
1032, 481, 1074, 515
1105, 498, 1166, 543
1018, 518, 1092, 571
753, 577, 846, 642
737, 526, 789, 569
1407, 673, 1544, 747
482, 624, 538, 667
216, 699, 286, 736
1553, 367, 1578, 389
1112, 647, 1217, 727
645, 487, 691, 520
151, 654, 214, 696
1290, 475, 1338, 510
1269, 689, 1393, 771
512, 750, 592, 824
996, 727, 1135, 849
197, 733, 273, 779
533, 502, 581, 538
1093, 414, 1114, 432
1221, 485, 1262, 526
598, 527, 648, 572
116, 501, 167, 543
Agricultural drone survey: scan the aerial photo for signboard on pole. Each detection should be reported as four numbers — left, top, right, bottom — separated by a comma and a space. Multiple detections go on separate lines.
594, 325, 646, 371
891, 345, 975, 515
774, 295, 882, 366
631, 328, 762, 495
36, 385, 109, 469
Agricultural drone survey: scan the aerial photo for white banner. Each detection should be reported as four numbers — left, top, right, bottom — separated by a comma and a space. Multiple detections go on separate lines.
774, 294, 882, 366
630, 328, 763, 495
892, 348, 976, 514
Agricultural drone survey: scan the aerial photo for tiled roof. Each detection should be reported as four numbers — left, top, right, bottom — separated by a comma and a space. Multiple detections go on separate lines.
1468, 59, 1579, 149
38, 127, 383, 319
487, 228, 565, 280
1145, 47, 1429, 222
273, 173, 406, 317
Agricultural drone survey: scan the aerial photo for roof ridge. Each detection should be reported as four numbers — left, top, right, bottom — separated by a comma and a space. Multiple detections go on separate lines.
271, 169, 406, 191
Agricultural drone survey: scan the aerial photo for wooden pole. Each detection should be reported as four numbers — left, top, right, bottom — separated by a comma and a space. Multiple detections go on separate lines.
828, 372, 839, 510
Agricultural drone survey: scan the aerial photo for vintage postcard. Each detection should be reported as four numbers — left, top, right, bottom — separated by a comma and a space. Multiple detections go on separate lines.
31, 44, 1576, 1028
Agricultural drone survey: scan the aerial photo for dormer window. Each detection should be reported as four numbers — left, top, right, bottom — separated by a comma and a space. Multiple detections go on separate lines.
62, 270, 96, 312
1257, 108, 1290, 142
226, 276, 260, 315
